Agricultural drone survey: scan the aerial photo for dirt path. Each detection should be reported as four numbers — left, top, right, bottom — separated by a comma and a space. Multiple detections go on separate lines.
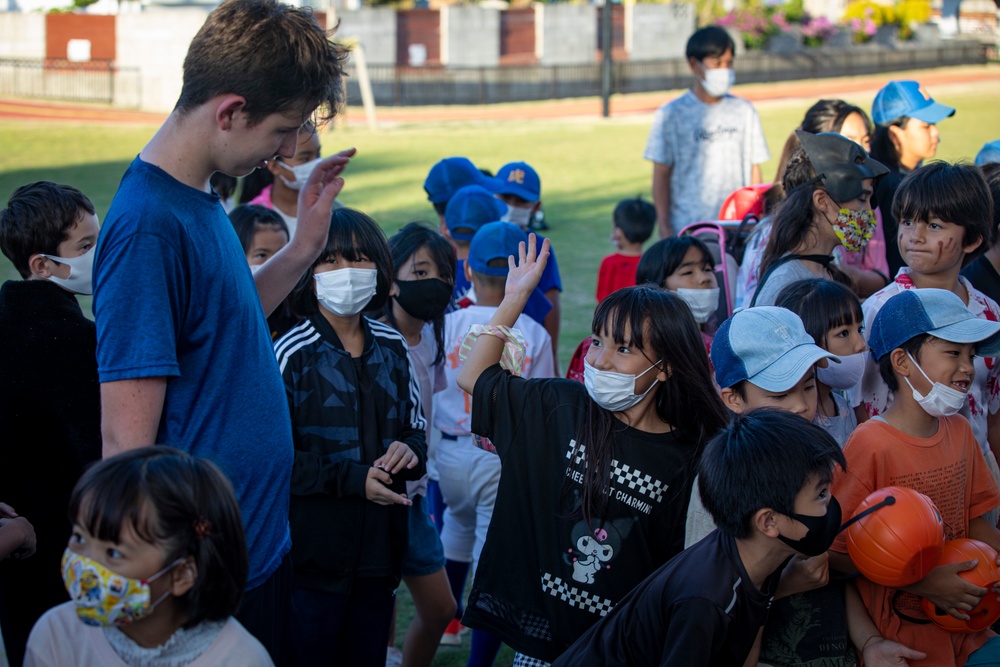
1, 64, 997, 127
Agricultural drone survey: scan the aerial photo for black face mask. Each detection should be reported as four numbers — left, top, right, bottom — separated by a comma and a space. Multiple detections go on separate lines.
777, 496, 843, 557
394, 278, 453, 322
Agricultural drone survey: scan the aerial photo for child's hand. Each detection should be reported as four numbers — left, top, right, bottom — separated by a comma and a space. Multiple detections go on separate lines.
364, 467, 413, 507
373, 441, 419, 475
503, 234, 551, 303
861, 637, 927, 666
910, 560, 987, 620
294, 148, 357, 248
0, 516, 36, 560
0, 502, 17, 518
776, 553, 830, 598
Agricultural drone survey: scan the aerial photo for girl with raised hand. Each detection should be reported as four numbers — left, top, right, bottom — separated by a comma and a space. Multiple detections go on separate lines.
456, 235, 728, 665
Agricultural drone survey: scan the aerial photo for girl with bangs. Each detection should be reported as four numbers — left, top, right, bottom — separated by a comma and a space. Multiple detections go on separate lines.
455, 236, 728, 666
276, 208, 427, 667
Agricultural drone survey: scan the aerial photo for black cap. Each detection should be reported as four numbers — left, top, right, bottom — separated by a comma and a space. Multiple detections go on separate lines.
795, 130, 889, 203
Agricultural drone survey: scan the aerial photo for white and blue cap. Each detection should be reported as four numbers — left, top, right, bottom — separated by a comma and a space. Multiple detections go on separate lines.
712, 307, 840, 392
871, 80, 955, 126
975, 140, 1000, 167
868, 289, 1000, 362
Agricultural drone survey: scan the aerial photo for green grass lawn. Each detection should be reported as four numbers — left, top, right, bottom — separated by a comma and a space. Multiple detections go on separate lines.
1, 79, 998, 666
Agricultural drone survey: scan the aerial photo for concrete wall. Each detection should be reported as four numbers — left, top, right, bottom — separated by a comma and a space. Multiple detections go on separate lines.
535, 4, 596, 66
441, 5, 499, 67
626, 3, 694, 61
0, 13, 46, 59
337, 7, 397, 67
116, 8, 208, 111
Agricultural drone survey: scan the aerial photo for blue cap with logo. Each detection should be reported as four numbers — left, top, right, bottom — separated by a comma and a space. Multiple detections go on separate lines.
711, 307, 840, 391
467, 222, 528, 277
444, 185, 507, 243
868, 289, 1000, 362
424, 157, 496, 204
493, 162, 541, 203
871, 80, 955, 126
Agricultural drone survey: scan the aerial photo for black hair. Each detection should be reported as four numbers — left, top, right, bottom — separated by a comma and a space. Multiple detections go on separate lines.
287, 207, 393, 317
228, 204, 288, 254
699, 408, 846, 539
68, 446, 247, 627
686, 26, 736, 61
870, 117, 909, 172
566, 286, 729, 525
433, 201, 448, 217
770, 100, 874, 203
893, 161, 993, 267
877, 334, 930, 392
470, 259, 509, 291
613, 197, 656, 245
381, 222, 457, 366
210, 172, 238, 201
177, 0, 348, 125
0, 182, 96, 279
635, 236, 715, 288
774, 278, 863, 349
983, 163, 1000, 249
759, 149, 852, 288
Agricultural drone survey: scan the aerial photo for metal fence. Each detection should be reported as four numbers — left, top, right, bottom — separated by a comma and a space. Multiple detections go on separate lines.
346, 41, 988, 107
0, 59, 142, 107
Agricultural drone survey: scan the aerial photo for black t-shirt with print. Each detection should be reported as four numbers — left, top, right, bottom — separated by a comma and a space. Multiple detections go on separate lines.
464, 364, 698, 662
553, 529, 782, 667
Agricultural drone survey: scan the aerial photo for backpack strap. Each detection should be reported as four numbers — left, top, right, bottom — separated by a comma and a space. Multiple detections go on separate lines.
749, 254, 832, 308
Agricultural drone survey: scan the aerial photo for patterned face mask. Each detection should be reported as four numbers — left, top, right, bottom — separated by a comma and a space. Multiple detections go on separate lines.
62, 548, 183, 627
831, 207, 877, 252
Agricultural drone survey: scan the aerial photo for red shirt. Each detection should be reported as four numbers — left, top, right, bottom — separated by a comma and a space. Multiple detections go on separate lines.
596, 253, 641, 303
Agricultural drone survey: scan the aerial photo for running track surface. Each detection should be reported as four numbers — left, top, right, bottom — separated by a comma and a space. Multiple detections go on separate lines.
0, 65, 997, 126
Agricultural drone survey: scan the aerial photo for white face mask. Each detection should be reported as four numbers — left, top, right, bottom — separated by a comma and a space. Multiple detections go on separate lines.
700, 65, 735, 98
816, 351, 865, 390
40, 246, 96, 295
500, 205, 533, 230
674, 288, 720, 325
583, 358, 661, 412
277, 157, 322, 191
314, 268, 378, 317
903, 352, 967, 417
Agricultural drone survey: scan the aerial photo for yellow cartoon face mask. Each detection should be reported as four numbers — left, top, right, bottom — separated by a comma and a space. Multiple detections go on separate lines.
61, 548, 183, 627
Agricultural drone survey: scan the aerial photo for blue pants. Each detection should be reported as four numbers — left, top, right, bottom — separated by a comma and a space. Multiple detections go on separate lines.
290, 578, 395, 667
965, 635, 1000, 666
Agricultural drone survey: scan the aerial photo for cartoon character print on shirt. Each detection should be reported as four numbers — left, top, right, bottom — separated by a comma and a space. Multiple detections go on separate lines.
564, 517, 635, 585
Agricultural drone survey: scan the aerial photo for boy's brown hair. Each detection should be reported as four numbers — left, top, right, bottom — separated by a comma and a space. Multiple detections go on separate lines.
177, 0, 349, 125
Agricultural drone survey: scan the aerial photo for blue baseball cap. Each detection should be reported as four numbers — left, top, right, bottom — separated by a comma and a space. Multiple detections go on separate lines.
868, 289, 1000, 362
871, 80, 955, 126
712, 307, 840, 392
424, 157, 496, 204
975, 140, 1000, 167
493, 162, 541, 203
468, 222, 528, 277
444, 185, 507, 242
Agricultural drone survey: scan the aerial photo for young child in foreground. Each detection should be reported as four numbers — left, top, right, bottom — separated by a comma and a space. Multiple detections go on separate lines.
554, 409, 845, 666
25, 446, 271, 666
832, 288, 1000, 666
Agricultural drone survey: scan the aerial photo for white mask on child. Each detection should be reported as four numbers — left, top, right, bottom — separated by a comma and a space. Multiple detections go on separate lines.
314, 268, 377, 317
277, 157, 322, 191
40, 246, 96, 295
816, 352, 865, 390
903, 352, 967, 417
700, 66, 735, 98
583, 358, 661, 412
500, 205, 533, 230
674, 288, 720, 324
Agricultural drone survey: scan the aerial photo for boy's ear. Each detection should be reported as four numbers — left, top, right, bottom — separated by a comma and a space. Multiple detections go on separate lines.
27, 254, 53, 279
963, 233, 984, 257
720, 386, 745, 414
215, 95, 248, 131
890, 348, 912, 379
170, 556, 198, 597
464, 261, 473, 284
687, 56, 702, 76
753, 508, 782, 538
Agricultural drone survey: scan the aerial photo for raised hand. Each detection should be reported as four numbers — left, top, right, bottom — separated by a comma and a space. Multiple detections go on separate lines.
503, 233, 551, 304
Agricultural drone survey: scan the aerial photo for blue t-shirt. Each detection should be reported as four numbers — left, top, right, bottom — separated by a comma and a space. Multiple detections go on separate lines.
451, 239, 561, 325
93, 157, 293, 589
